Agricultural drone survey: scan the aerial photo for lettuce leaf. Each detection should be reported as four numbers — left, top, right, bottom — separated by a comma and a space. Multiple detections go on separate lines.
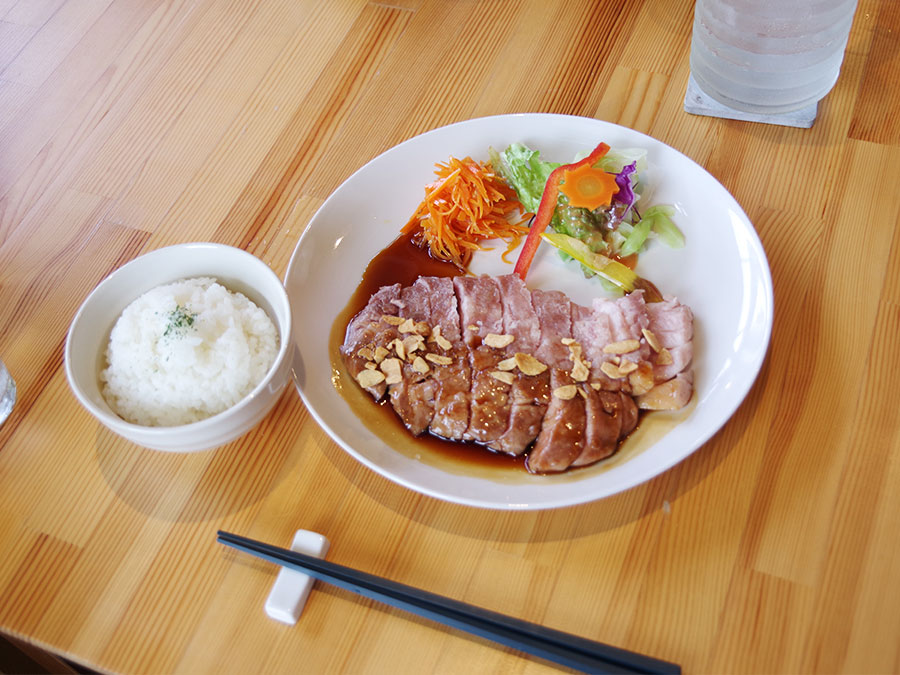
489, 144, 558, 214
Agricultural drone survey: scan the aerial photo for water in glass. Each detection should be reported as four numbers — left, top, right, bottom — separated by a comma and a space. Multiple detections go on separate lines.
0, 359, 15, 426
690, 0, 860, 114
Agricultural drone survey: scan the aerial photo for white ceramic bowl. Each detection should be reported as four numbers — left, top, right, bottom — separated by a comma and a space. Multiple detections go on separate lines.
65, 243, 292, 452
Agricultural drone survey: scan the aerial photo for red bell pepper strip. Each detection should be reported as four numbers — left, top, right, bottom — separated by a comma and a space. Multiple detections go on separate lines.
512, 141, 611, 280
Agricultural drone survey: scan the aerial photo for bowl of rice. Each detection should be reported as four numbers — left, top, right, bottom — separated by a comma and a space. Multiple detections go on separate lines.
65, 243, 292, 452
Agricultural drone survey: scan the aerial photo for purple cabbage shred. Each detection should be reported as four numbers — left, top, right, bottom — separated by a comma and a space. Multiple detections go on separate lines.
613, 162, 637, 216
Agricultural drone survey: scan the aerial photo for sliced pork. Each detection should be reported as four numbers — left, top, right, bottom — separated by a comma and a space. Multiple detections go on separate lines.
490, 275, 546, 455
454, 276, 510, 444
526, 290, 585, 473
421, 277, 470, 441
645, 297, 694, 386
341, 284, 402, 400
388, 279, 439, 435
340, 274, 694, 473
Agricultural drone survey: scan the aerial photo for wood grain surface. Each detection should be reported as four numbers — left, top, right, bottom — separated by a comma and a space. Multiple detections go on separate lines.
1, 0, 899, 673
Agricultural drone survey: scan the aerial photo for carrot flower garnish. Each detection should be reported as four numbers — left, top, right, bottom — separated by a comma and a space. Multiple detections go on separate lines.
558, 162, 618, 210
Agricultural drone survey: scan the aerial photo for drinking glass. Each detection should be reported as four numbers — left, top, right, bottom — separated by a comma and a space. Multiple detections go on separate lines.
689, 0, 860, 115
0, 359, 16, 426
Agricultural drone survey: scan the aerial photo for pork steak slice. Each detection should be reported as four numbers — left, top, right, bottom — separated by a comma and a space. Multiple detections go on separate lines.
387, 279, 439, 435
340, 284, 403, 400
454, 276, 511, 444
526, 289, 588, 473
421, 277, 470, 441
488, 274, 547, 455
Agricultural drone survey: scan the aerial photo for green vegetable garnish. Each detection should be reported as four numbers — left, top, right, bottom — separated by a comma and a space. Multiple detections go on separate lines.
641, 204, 684, 249
163, 305, 197, 338
618, 217, 653, 258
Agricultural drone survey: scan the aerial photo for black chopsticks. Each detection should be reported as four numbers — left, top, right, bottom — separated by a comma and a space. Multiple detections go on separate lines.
217, 530, 680, 674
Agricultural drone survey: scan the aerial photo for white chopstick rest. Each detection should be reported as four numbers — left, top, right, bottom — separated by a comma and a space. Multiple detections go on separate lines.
264, 530, 330, 624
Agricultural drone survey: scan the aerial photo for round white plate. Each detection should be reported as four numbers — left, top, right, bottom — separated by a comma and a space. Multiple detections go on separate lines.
285, 113, 773, 510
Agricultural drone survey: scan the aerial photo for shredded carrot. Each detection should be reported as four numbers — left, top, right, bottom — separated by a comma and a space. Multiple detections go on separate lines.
558, 162, 618, 211
402, 156, 530, 269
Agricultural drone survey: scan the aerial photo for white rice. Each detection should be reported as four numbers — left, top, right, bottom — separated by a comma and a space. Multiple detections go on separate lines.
100, 277, 278, 427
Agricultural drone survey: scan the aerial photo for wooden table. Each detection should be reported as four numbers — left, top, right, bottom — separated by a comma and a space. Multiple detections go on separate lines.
1, 1, 898, 672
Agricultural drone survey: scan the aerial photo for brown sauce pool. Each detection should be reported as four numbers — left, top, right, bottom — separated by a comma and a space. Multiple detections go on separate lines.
328, 232, 694, 480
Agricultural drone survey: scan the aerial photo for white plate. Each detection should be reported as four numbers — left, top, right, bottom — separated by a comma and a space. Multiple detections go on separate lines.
285, 113, 773, 510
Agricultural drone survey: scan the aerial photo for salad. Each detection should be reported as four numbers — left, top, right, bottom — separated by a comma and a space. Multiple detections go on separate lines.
490, 142, 684, 294
401, 140, 684, 297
